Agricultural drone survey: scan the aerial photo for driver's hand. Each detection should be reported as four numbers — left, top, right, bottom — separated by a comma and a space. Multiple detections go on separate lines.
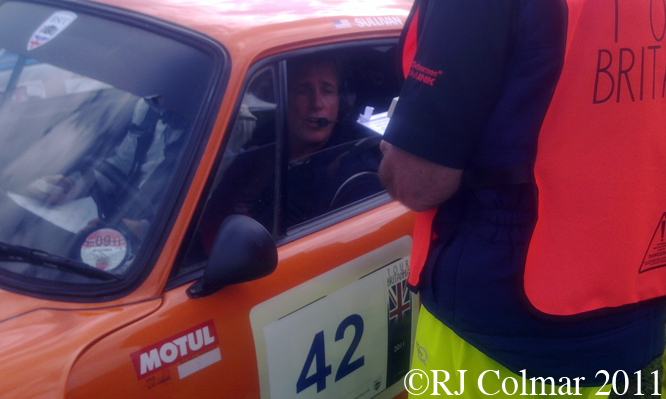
27, 175, 74, 205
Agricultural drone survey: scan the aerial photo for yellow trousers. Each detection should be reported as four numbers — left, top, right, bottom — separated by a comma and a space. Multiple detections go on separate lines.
408, 307, 607, 398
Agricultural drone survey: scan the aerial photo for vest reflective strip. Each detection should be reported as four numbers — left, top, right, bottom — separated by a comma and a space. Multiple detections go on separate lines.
524, 0, 666, 315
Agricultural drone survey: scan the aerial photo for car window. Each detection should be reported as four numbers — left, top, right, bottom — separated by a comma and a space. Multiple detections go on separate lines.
195, 66, 279, 256
0, 1, 223, 298
284, 135, 383, 227
175, 45, 399, 278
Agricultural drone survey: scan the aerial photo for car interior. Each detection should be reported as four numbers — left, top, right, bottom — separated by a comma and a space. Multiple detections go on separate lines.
174, 42, 402, 280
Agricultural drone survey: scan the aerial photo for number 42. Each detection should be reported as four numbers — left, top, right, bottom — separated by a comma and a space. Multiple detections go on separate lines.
296, 314, 365, 394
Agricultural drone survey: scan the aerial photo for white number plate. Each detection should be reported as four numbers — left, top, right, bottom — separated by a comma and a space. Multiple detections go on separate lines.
250, 237, 417, 399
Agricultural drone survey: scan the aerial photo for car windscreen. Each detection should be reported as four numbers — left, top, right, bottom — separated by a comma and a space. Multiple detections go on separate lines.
0, 1, 221, 298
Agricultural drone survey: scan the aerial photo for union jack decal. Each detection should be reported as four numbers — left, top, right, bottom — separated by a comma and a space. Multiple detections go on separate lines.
28, 34, 49, 51
388, 280, 410, 323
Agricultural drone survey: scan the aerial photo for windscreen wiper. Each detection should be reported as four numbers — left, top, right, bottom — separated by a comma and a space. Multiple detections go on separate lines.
0, 241, 121, 281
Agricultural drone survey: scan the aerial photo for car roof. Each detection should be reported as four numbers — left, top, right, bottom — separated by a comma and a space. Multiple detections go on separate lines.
92, 0, 413, 60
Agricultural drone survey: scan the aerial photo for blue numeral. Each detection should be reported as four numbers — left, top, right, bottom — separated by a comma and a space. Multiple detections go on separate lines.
297, 331, 332, 393
297, 314, 365, 394
335, 314, 365, 382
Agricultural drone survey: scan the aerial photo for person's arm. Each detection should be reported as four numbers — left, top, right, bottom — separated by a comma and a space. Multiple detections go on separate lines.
379, 0, 516, 211
379, 140, 461, 212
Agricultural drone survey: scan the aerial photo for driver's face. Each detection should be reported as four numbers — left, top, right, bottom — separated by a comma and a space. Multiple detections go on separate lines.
287, 62, 339, 158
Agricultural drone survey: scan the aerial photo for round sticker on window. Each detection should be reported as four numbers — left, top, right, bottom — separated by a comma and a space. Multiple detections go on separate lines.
80, 228, 128, 271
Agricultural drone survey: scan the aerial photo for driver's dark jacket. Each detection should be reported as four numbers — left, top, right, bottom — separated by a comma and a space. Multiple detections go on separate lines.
199, 123, 383, 251
285, 134, 383, 227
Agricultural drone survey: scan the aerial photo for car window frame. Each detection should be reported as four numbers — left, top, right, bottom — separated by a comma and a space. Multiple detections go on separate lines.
167, 38, 399, 289
275, 40, 397, 243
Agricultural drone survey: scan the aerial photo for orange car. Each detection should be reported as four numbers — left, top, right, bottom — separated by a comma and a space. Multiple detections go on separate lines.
0, 0, 418, 398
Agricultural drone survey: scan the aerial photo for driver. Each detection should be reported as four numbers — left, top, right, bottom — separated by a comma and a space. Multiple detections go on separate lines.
283, 55, 383, 226
26, 97, 189, 239
198, 55, 384, 252
286, 56, 341, 160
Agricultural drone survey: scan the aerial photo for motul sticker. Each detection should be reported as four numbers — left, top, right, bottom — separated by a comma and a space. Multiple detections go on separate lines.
640, 213, 666, 273
130, 320, 221, 380
28, 11, 77, 51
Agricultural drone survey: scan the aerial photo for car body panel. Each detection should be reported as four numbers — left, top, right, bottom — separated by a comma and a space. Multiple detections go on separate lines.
119, 0, 412, 298
65, 203, 415, 398
0, 0, 416, 397
0, 297, 161, 398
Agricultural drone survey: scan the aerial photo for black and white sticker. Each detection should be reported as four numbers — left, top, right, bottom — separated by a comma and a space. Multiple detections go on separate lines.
28, 11, 77, 51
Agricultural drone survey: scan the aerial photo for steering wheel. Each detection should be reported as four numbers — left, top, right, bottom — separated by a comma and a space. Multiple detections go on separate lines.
327, 136, 384, 211
329, 171, 381, 210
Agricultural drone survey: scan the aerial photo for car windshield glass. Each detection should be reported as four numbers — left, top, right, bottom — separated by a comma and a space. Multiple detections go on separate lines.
0, 1, 218, 290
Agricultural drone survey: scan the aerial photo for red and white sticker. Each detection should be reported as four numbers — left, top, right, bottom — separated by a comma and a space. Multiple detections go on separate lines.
28, 11, 77, 51
130, 320, 221, 380
80, 228, 127, 271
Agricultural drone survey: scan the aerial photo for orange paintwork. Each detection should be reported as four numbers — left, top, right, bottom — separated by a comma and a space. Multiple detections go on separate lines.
66, 203, 414, 398
0, 298, 162, 399
0, 0, 416, 398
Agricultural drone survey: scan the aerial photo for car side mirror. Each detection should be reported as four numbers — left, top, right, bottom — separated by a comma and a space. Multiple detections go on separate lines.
187, 215, 277, 298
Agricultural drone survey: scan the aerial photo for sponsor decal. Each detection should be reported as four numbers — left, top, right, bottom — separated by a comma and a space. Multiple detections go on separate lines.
28, 11, 77, 51
130, 320, 220, 380
407, 61, 443, 87
386, 260, 412, 387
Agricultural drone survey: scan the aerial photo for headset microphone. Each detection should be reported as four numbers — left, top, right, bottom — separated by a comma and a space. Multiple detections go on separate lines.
309, 117, 338, 128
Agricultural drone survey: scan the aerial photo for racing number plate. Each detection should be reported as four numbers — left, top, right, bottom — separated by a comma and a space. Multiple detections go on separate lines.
250, 237, 417, 399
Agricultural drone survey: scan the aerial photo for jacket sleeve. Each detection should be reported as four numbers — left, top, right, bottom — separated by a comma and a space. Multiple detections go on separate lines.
383, 0, 517, 169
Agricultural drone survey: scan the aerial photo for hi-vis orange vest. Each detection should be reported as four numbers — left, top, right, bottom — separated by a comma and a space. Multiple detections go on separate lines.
524, 0, 666, 315
408, 0, 666, 316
